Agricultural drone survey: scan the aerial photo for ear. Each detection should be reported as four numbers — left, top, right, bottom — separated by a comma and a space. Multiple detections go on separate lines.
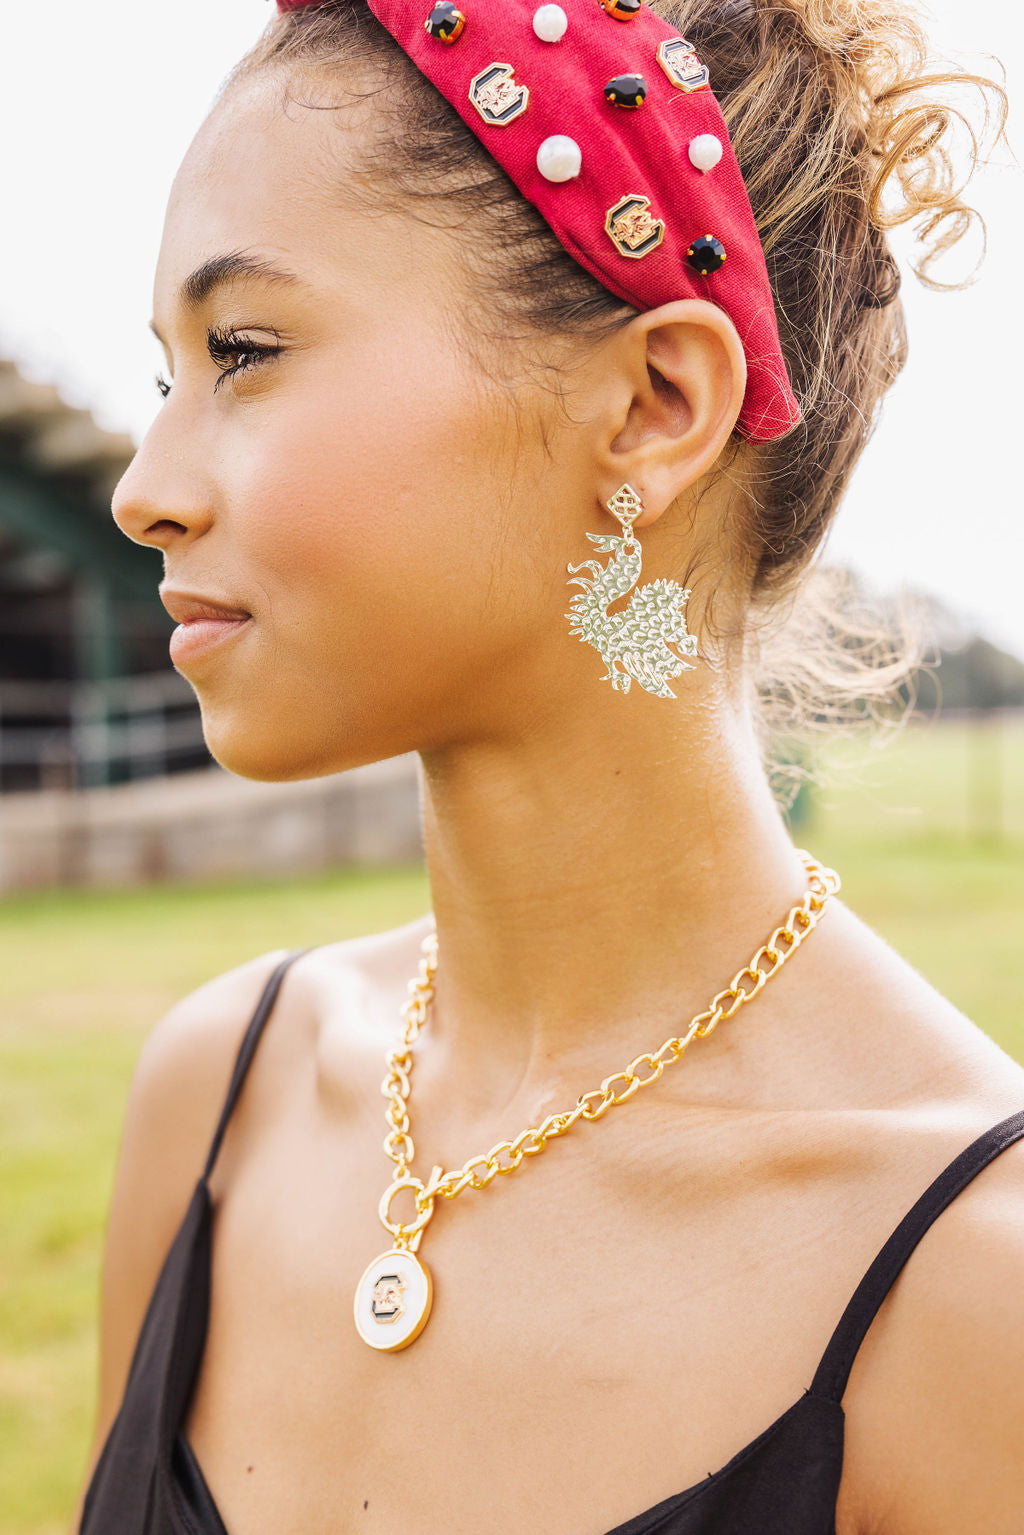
596, 298, 747, 527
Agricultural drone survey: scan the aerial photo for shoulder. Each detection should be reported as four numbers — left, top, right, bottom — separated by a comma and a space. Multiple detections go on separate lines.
788, 905, 1024, 1532
793, 899, 1024, 1111
849, 1111, 1024, 1534
98, 919, 430, 1340
126, 947, 300, 1185
132, 914, 435, 1178
103, 942, 301, 1273
72, 945, 297, 1523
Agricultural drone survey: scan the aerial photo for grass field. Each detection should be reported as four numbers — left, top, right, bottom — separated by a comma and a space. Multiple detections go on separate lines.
1, 714, 1022, 1535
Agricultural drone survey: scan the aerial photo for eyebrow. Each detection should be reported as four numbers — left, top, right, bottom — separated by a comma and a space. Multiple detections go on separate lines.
148, 250, 305, 341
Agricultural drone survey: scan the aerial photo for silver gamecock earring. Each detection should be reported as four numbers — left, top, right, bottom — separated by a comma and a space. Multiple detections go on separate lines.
565, 483, 699, 698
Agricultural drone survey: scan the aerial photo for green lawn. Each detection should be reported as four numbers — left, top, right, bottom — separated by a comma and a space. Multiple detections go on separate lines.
1, 716, 1022, 1535
798, 712, 1024, 1060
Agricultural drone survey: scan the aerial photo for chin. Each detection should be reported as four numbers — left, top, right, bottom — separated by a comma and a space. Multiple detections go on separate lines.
200, 708, 406, 783
198, 716, 332, 782
212, 744, 357, 783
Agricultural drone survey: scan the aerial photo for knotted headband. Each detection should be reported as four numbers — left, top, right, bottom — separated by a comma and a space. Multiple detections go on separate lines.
276, 0, 801, 442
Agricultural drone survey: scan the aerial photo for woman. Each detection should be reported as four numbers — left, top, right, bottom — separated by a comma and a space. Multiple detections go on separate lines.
73, 0, 1021, 1531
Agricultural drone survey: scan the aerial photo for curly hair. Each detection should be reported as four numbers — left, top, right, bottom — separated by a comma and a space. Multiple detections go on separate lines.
223, 0, 1008, 770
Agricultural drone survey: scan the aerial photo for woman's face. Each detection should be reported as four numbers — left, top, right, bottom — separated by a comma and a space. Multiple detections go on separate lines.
113, 72, 606, 780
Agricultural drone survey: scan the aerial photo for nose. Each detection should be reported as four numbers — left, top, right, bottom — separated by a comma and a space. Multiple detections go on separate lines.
111, 425, 216, 551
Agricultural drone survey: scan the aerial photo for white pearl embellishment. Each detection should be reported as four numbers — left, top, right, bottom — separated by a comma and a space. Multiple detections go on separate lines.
687, 133, 723, 173
532, 4, 568, 41
536, 134, 582, 182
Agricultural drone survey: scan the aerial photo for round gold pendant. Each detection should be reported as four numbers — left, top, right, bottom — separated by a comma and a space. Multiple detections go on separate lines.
353, 1248, 433, 1351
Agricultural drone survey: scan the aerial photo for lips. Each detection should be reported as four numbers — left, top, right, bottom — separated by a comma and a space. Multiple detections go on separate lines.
159, 586, 253, 669
159, 587, 252, 625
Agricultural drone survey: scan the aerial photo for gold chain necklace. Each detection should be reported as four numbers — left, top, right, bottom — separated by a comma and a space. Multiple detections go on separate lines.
353, 849, 841, 1350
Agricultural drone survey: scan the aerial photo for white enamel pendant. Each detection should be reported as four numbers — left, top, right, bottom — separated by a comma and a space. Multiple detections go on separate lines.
354, 1248, 433, 1351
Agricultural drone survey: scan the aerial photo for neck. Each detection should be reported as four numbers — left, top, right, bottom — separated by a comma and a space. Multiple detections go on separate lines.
416, 687, 810, 1117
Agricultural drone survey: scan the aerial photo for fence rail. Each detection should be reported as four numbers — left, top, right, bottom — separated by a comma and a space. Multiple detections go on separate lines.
0, 671, 209, 791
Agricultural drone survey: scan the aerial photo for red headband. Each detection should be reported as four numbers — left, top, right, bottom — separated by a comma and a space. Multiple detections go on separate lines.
275, 0, 801, 443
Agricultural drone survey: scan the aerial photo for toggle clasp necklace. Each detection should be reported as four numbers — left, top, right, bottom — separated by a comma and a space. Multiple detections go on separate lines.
353, 853, 841, 1351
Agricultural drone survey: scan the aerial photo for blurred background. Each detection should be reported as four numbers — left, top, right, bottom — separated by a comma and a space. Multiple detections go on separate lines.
0, 1, 1021, 1531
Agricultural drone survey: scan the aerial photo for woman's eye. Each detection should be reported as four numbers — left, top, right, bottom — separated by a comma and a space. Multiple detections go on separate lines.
152, 328, 281, 400
206, 325, 281, 393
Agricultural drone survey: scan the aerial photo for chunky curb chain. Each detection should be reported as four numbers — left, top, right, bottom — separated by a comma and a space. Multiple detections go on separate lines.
379, 850, 840, 1247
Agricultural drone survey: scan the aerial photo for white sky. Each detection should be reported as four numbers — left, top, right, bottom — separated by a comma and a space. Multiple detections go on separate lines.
0, 1, 1021, 653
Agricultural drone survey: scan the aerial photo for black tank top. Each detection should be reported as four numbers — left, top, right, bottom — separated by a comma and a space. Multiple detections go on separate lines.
80, 946, 1024, 1534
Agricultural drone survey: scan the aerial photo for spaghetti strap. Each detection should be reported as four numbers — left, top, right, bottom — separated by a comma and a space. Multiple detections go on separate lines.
200, 947, 313, 1184
810, 1106, 1024, 1403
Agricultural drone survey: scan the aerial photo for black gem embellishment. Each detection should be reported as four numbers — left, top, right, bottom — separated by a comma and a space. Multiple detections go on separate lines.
425, 1, 466, 42
686, 234, 727, 276
604, 73, 647, 108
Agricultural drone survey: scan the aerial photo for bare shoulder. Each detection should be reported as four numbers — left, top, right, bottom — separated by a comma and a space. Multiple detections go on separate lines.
773, 900, 1024, 1532
812, 905, 1024, 1531
70, 944, 297, 1531
86, 916, 432, 1409
796, 899, 1024, 1110
71, 930, 426, 1528
122, 946, 317, 1203
849, 1131, 1024, 1535
110, 943, 302, 1244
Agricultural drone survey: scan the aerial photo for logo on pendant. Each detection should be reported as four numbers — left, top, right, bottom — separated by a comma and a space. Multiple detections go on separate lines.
656, 37, 710, 92
370, 1272, 406, 1323
605, 194, 666, 259
355, 1248, 434, 1350
469, 62, 530, 126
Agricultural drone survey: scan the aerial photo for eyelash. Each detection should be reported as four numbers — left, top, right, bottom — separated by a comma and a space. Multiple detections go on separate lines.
154, 325, 282, 398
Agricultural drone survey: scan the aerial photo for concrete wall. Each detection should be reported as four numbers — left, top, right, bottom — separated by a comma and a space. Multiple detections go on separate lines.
0, 754, 423, 893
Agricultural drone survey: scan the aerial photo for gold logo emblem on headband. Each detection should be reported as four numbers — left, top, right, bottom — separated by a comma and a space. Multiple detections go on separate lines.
469, 62, 530, 126
656, 37, 710, 92
605, 195, 666, 259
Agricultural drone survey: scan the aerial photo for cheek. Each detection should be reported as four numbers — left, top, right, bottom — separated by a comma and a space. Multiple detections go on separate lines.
221, 335, 544, 757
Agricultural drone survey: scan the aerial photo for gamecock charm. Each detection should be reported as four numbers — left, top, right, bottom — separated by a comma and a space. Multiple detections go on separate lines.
565, 483, 699, 699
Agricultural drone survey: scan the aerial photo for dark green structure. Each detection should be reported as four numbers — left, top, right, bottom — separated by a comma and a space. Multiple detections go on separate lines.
0, 357, 207, 790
